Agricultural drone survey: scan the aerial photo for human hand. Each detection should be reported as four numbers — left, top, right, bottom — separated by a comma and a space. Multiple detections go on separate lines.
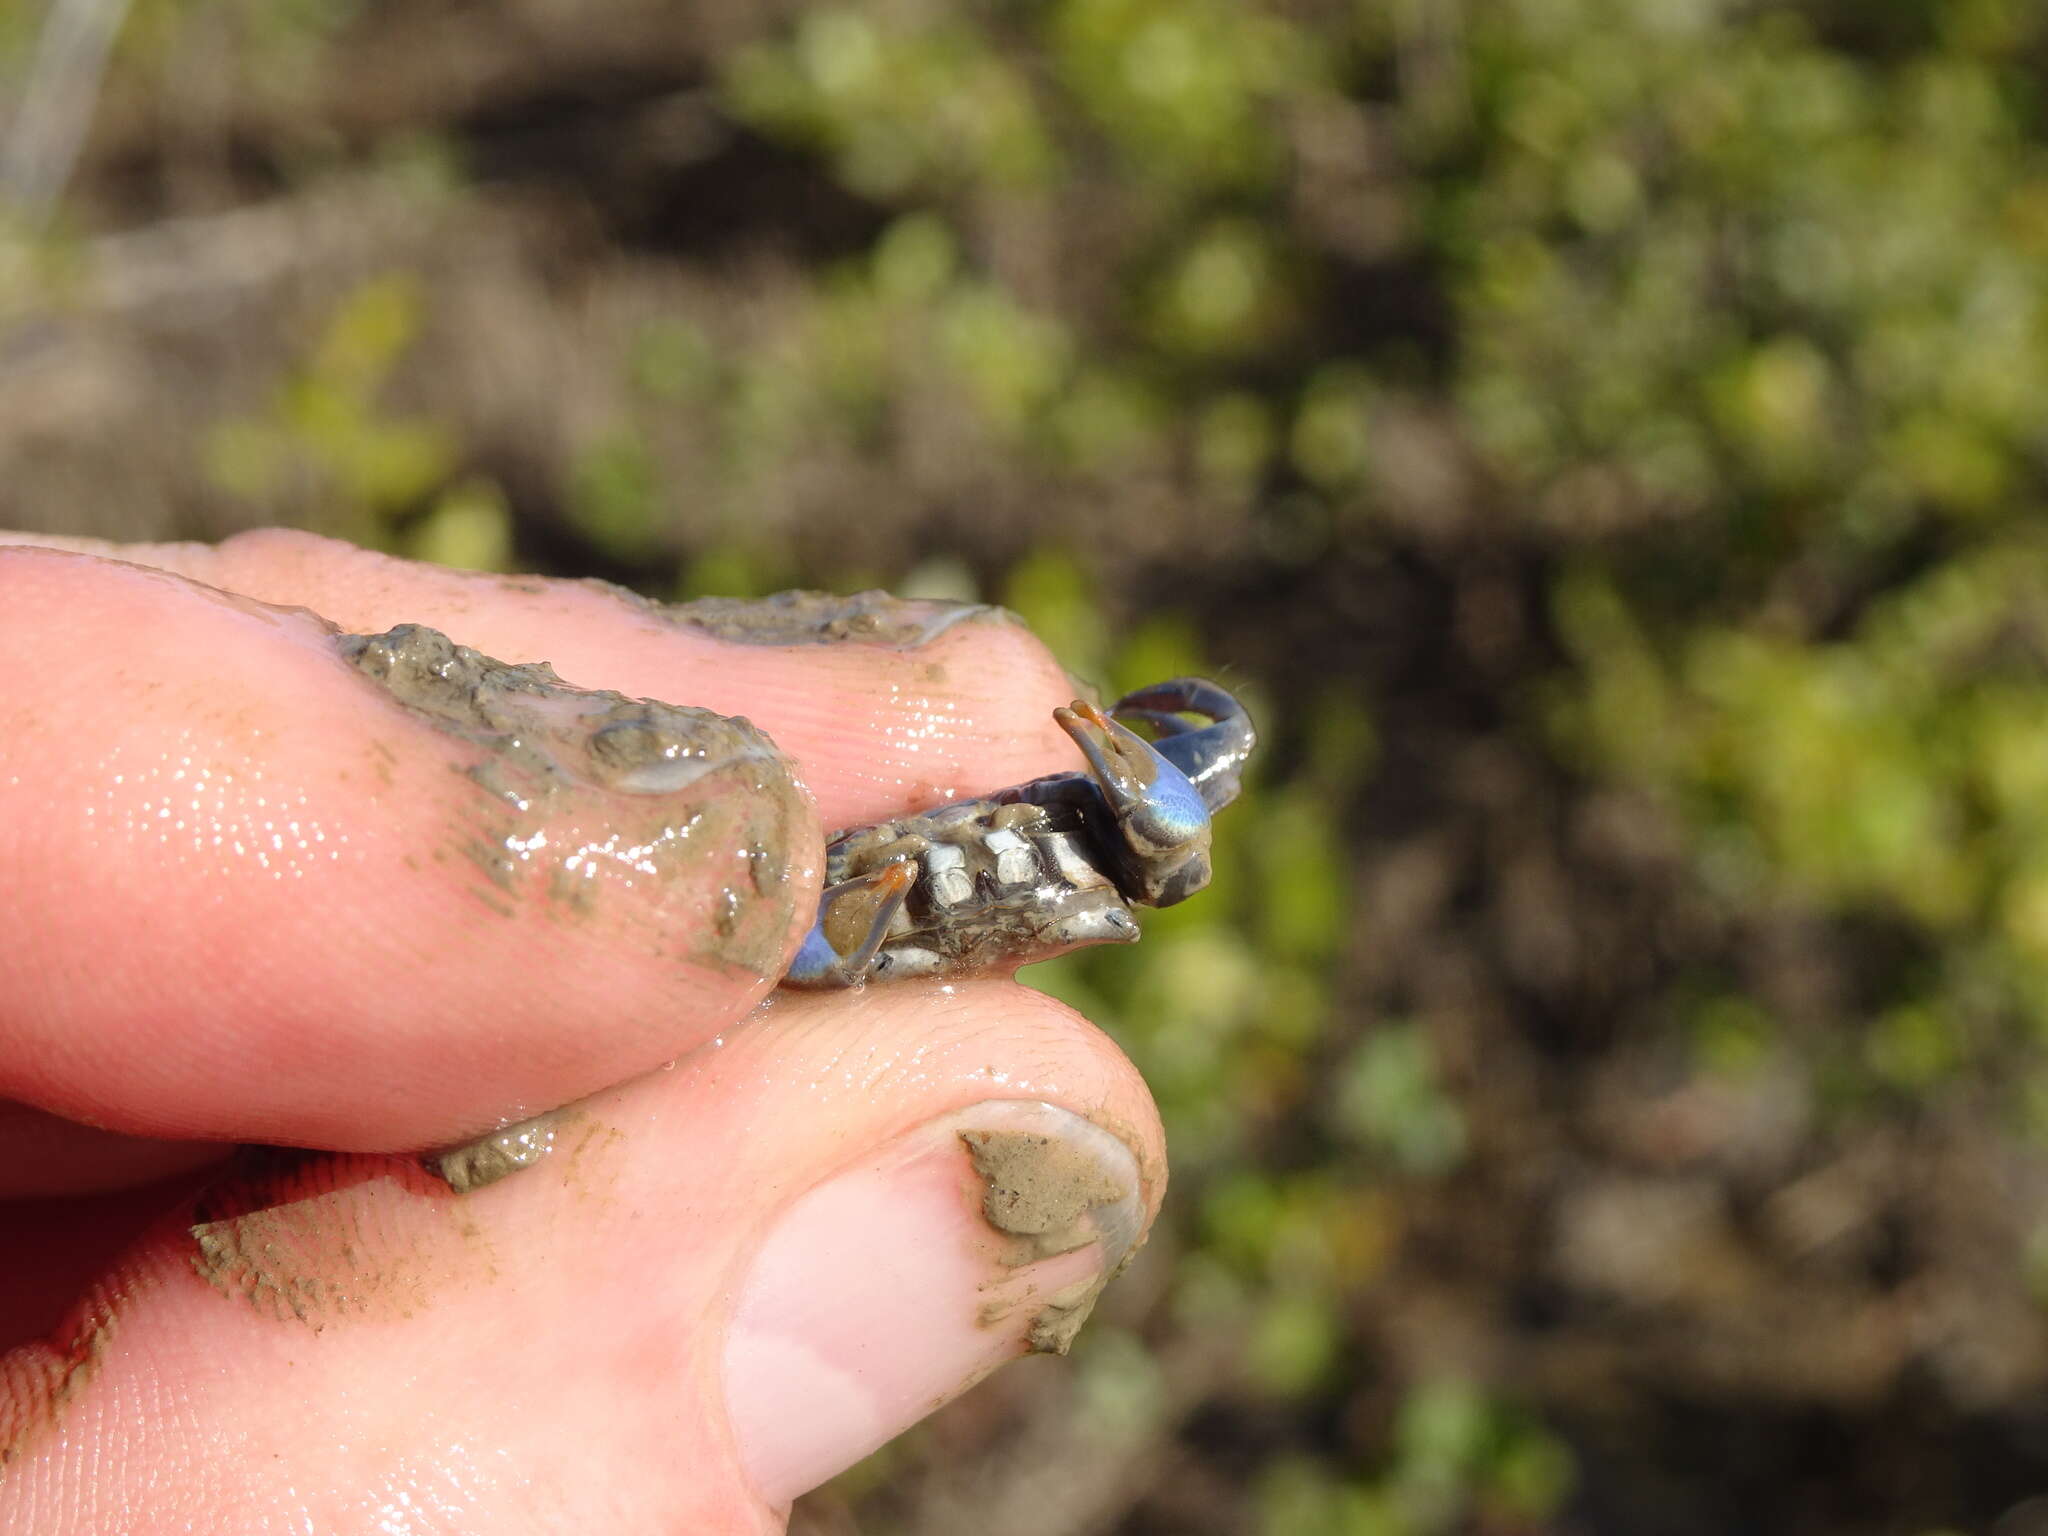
0, 531, 1165, 1534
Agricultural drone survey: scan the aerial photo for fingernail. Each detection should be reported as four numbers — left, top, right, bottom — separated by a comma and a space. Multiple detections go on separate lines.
721, 1100, 1144, 1504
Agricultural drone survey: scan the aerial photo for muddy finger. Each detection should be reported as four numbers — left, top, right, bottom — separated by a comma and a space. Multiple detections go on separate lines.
0, 547, 816, 1151
0, 529, 1084, 830
0, 979, 1165, 1532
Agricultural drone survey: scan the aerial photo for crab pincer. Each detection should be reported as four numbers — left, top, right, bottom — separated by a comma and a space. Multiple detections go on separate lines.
1052, 698, 1213, 909
1107, 678, 1257, 812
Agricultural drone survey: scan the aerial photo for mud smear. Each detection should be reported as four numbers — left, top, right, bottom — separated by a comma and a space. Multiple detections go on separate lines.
658, 589, 1015, 648
337, 623, 802, 978
339, 623, 779, 791
424, 1109, 569, 1193
0, 1279, 124, 1477
960, 1126, 1143, 1356
186, 1148, 460, 1331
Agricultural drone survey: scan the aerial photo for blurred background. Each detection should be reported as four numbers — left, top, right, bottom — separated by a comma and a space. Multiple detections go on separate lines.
6, 0, 2048, 1530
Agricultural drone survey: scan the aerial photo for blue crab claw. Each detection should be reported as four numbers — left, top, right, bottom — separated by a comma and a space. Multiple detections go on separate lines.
1109, 678, 1256, 812
1055, 698, 1213, 908
782, 859, 916, 989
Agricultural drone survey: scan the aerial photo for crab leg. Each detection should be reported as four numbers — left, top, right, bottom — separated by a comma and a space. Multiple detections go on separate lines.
782, 859, 917, 988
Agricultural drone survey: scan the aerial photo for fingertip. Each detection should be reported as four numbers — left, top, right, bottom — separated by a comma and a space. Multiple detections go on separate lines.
0, 549, 819, 1149
10, 529, 1091, 826
692, 982, 1165, 1500
0, 979, 1166, 1529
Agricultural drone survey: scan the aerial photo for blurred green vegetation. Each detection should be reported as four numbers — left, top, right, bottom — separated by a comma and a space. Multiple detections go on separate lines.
12, 0, 2048, 1528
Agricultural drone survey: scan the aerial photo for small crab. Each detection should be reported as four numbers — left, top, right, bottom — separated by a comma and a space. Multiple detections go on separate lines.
783, 678, 1254, 988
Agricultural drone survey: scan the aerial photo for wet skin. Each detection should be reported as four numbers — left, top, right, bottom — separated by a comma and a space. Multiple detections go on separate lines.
0, 532, 1168, 1536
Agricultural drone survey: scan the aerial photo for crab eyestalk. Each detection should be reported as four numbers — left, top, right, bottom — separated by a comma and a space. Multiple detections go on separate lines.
783, 859, 916, 988
1055, 698, 1213, 908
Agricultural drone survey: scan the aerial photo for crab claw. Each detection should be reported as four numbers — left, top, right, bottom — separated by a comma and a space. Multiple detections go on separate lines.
1055, 698, 1213, 908
1110, 678, 1255, 812
782, 858, 916, 988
